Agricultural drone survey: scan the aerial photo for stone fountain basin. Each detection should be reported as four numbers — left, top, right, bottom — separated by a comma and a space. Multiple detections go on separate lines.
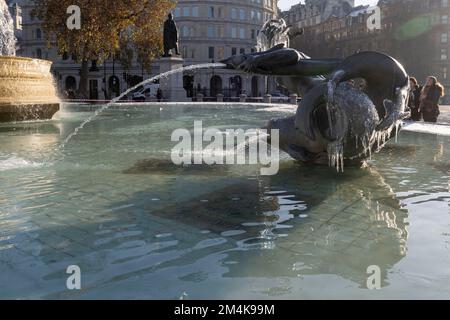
0, 56, 60, 122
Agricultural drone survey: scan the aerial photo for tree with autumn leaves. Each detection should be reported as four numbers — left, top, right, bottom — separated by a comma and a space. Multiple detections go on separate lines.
32, 0, 175, 98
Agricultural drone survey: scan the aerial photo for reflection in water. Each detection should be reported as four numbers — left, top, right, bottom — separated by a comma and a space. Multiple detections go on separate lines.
0, 122, 60, 153
122, 158, 228, 175
431, 162, 450, 174
247, 165, 407, 288
105, 162, 408, 289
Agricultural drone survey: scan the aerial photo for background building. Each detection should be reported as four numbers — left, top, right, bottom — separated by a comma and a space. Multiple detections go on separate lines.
284, 0, 450, 102
282, 0, 355, 28
8, 0, 279, 100
174, 0, 278, 98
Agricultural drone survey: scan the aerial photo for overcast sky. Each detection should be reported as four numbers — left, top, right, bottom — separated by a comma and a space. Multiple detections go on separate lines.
278, 0, 378, 11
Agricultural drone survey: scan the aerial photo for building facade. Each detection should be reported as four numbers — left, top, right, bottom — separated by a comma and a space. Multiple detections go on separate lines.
8, 0, 278, 100
282, 0, 355, 29
174, 0, 278, 98
284, 0, 450, 101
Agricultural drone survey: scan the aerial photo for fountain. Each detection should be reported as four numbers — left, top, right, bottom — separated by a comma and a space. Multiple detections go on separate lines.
0, 0, 59, 122
221, 18, 410, 171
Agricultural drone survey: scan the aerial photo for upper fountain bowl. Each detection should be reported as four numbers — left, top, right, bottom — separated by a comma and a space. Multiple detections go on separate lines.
0, 56, 60, 122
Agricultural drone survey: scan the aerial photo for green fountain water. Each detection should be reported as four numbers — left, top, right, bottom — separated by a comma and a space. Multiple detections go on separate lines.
0, 103, 449, 299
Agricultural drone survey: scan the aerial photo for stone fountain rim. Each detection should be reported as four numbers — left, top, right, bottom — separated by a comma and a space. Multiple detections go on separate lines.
0, 55, 53, 66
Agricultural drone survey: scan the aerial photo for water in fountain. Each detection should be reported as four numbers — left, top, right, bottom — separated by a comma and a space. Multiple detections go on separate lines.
59, 62, 226, 148
0, 0, 16, 56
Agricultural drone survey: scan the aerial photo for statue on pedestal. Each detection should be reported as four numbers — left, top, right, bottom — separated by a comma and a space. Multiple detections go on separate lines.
163, 13, 180, 57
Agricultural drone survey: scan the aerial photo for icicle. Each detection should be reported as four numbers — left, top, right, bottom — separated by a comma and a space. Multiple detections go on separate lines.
394, 121, 401, 143
326, 81, 336, 137
327, 141, 344, 173
326, 102, 334, 137
360, 132, 373, 160
376, 131, 381, 150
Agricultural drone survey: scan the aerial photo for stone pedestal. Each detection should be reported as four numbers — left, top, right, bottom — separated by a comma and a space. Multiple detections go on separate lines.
217, 94, 224, 102
196, 93, 204, 102
239, 94, 247, 103
158, 56, 188, 102
264, 94, 272, 104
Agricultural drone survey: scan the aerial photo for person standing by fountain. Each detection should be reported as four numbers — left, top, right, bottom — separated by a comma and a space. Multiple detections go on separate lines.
163, 13, 180, 57
156, 88, 163, 102
420, 76, 444, 123
408, 77, 422, 121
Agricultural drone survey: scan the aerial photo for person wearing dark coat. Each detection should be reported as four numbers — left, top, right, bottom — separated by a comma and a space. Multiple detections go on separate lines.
419, 76, 444, 123
407, 77, 422, 121
156, 88, 162, 102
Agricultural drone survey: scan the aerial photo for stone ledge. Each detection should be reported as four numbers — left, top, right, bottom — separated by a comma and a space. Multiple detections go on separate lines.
0, 103, 60, 122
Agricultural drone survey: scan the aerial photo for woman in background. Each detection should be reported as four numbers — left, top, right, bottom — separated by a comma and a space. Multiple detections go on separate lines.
408, 77, 422, 121
419, 76, 444, 123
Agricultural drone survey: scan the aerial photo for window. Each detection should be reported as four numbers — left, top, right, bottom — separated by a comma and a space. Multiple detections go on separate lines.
218, 26, 224, 38
240, 48, 245, 54
209, 7, 215, 18
217, 47, 224, 60
16, 16, 22, 30
239, 28, 245, 39
257, 11, 261, 21
208, 47, 215, 59
36, 28, 42, 39
36, 48, 42, 59
182, 7, 189, 17
231, 27, 237, 38
442, 33, 448, 43
182, 26, 189, 37
251, 29, 255, 39
173, 8, 181, 17
231, 8, 237, 19
207, 26, 216, 38
231, 47, 237, 55
239, 9, 245, 20
442, 15, 449, 24
191, 49, 195, 59
443, 67, 448, 79
441, 48, 448, 60
443, 0, 449, 8
192, 7, 199, 17
182, 46, 188, 58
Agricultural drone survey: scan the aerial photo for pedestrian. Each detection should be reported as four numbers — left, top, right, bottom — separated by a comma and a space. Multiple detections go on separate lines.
408, 77, 422, 121
419, 76, 444, 123
156, 88, 162, 102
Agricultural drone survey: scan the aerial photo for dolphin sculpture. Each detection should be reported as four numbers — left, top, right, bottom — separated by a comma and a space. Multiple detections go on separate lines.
221, 39, 409, 171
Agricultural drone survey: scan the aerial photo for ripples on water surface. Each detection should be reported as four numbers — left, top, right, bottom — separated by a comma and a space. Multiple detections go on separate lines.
0, 104, 449, 299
